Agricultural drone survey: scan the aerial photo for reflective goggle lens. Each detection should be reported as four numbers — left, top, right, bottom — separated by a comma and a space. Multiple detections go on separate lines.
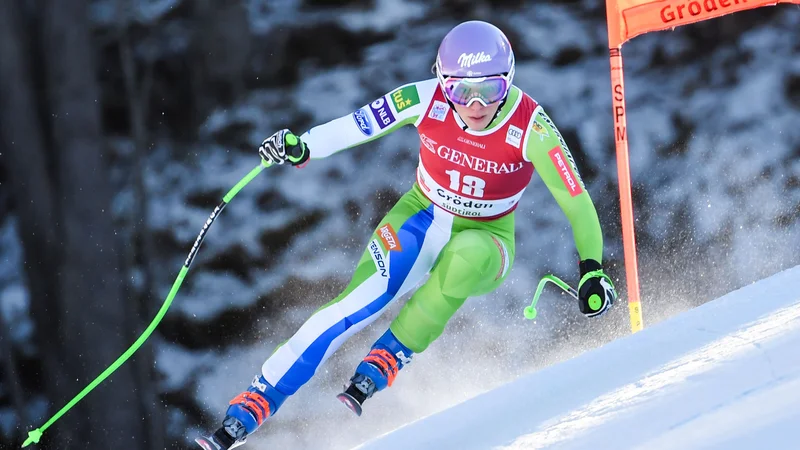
442, 76, 509, 106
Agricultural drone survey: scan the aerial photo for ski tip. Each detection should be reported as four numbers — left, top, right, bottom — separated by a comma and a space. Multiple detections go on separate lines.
194, 437, 220, 450
337, 392, 363, 416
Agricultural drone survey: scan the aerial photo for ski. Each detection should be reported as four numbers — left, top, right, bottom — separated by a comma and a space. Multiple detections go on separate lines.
194, 427, 245, 450
337, 392, 363, 416
336, 383, 368, 416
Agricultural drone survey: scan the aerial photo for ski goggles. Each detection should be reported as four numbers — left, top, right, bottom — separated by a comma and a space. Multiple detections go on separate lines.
439, 74, 511, 107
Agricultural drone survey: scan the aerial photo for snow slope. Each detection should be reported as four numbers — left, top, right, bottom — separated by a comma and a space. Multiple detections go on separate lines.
356, 265, 800, 450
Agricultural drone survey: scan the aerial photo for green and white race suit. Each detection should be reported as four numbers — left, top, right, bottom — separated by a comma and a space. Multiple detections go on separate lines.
259, 78, 604, 407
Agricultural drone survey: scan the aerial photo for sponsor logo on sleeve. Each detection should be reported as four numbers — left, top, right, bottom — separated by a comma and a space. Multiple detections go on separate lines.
539, 112, 569, 152
390, 86, 420, 113
540, 111, 585, 190
428, 100, 449, 122
378, 224, 402, 252
368, 239, 389, 278
369, 97, 397, 129
505, 125, 522, 148
549, 147, 584, 197
531, 116, 550, 141
352, 108, 374, 136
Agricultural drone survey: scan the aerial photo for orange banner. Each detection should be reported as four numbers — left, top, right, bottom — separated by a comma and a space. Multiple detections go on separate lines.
607, 0, 800, 47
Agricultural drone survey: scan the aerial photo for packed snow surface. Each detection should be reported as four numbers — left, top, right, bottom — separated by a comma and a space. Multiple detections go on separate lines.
358, 266, 800, 450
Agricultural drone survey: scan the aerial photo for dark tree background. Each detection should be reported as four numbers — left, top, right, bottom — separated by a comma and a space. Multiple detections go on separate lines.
0, 0, 797, 449
0, 0, 162, 448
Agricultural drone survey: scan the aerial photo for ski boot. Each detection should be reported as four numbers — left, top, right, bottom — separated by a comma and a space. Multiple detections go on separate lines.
196, 374, 287, 449
337, 329, 414, 416
194, 415, 247, 450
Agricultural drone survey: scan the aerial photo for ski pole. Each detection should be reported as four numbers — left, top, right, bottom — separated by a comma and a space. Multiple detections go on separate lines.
523, 274, 578, 320
22, 159, 272, 448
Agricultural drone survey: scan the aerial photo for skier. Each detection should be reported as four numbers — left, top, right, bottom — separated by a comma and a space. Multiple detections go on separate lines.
196, 20, 618, 450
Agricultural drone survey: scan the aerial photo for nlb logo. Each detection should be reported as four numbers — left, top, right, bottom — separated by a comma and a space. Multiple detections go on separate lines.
378, 224, 402, 252
369, 97, 396, 129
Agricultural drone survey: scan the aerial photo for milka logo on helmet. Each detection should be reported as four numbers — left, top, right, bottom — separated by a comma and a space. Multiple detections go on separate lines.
457, 52, 492, 68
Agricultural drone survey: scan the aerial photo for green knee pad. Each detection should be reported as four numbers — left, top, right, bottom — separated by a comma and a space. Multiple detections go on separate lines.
436, 229, 508, 298
391, 229, 511, 353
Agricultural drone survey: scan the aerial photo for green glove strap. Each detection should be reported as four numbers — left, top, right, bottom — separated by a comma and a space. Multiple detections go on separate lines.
578, 269, 615, 311
285, 133, 308, 164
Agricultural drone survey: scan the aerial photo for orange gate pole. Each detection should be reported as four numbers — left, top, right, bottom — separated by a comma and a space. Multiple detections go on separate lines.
609, 47, 643, 333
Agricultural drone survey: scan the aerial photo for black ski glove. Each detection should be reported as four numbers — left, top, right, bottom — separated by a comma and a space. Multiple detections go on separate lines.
259, 129, 310, 167
577, 259, 617, 318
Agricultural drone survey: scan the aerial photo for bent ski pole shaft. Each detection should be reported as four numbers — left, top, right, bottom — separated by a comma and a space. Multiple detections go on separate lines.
22, 159, 271, 448
523, 274, 578, 320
